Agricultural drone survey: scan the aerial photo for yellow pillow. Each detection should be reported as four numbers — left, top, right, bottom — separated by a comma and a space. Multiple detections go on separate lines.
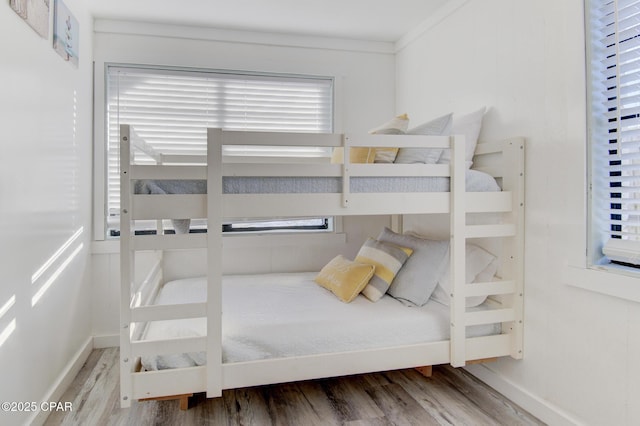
315, 255, 375, 303
330, 147, 375, 164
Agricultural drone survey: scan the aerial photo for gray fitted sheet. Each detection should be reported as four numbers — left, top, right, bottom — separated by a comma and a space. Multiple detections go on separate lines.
134, 169, 500, 195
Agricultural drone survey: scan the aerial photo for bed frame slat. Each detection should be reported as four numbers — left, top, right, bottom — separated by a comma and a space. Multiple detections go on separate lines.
132, 194, 206, 220
131, 302, 206, 322
131, 165, 207, 180
160, 155, 206, 164
465, 334, 512, 361
473, 140, 506, 155
464, 280, 516, 297
466, 224, 516, 238
133, 234, 207, 250
467, 192, 512, 212
222, 130, 342, 147
219, 192, 511, 218
465, 308, 515, 326
345, 133, 450, 148
224, 163, 342, 177
348, 163, 450, 177
131, 336, 206, 358
132, 366, 207, 400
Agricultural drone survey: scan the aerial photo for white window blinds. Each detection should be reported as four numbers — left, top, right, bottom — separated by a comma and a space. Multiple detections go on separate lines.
589, 0, 640, 265
105, 65, 334, 233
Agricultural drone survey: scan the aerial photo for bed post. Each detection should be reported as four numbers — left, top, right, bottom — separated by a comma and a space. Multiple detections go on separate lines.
119, 124, 134, 407
502, 138, 525, 360
206, 128, 223, 398
342, 134, 351, 208
391, 215, 403, 233
449, 134, 467, 367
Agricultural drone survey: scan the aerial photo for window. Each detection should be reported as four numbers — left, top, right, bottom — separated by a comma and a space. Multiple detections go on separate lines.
104, 65, 334, 237
587, 0, 640, 267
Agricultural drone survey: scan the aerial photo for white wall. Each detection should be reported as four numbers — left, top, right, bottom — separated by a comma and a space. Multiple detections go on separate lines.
396, 1, 640, 424
0, 1, 93, 425
90, 22, 396, 339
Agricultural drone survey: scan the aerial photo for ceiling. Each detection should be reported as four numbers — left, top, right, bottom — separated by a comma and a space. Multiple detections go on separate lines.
87, 0, 451, 43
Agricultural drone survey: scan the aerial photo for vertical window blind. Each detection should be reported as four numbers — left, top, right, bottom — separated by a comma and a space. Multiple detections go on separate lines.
589, 0, 640, 265
105, 65, 334, 236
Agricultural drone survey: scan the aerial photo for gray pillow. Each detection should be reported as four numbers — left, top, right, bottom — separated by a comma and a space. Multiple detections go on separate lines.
394, 113, 453, 164
431, 243, 497, 307
377, 227, 448, 306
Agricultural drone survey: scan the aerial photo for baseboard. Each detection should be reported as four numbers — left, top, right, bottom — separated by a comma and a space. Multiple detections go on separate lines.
93, 334, 119, 348
28, 336, 93, 426
465, 364, 585, 426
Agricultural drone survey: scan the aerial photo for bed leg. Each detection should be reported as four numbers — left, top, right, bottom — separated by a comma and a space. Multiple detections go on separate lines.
415, 366, 433, 377
179, 395, 189, 411
466, 357, 498, 365
139, 393, 193, 410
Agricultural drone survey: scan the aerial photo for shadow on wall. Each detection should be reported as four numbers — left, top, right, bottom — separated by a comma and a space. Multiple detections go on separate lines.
0, 226, 85, 350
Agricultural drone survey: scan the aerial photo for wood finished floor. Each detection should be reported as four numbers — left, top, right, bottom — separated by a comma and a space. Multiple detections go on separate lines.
44, 348, 544, 426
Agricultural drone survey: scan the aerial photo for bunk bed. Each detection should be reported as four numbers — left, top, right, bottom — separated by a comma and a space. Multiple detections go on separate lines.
119, 124, 525, 408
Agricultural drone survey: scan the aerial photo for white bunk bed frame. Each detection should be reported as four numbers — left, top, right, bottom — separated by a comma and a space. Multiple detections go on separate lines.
119, 124, 525, 407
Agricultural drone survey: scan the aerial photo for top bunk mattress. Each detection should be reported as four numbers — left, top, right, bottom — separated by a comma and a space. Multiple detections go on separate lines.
134, 169, 500, 195
140, 272, 501, 370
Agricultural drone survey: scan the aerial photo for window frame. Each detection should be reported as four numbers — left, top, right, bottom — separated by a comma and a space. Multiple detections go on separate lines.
586, 0, 640, 271
575, 0, 640, 303
93, 63, 338, 241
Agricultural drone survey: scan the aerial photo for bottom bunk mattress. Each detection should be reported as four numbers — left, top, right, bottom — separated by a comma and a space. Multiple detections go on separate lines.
140, 272, 501, 370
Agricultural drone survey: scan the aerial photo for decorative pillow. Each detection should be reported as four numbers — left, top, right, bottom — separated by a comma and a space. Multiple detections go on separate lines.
314, 255, 375, 303
394, 113, 453, 164
330, 147, 375, 164
369, 113, 410, 134
373, 148, 401, 163
437, 107, 486, 168
369, 113, 410, 163
355, 238, 413, 302
431, 243, 497, 307
377, 227, 449, 306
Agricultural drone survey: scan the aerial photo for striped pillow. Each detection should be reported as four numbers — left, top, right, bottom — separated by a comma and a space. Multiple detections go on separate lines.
356, 238, 413, 302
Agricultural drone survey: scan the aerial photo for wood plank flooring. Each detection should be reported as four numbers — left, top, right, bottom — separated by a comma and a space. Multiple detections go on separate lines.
44, 348, 544, 426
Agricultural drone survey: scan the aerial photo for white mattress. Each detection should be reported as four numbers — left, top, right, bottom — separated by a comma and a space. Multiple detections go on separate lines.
140, 272, 501, 370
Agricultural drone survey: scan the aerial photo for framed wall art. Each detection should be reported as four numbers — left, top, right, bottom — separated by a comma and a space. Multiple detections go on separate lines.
9, 0, 50, 38
52, 0, 78, 67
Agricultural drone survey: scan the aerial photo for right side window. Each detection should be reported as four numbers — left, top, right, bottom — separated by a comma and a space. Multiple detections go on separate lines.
587, 0, 640, 268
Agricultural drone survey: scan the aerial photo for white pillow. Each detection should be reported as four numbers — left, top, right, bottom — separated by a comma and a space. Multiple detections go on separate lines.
369, 114, 410, 163
369, 113, 410, 134
430, 243, 497, 307
394, 113, 453, 164
438, 107, 486, 168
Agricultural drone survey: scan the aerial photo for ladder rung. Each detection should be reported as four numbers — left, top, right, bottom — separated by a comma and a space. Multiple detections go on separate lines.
465, 308, 515, 326
131, 302, 207, 322
465, 280, 516, 297
133, 233, 207, 250
131, 336, 205, 358
466, 224, 516, 238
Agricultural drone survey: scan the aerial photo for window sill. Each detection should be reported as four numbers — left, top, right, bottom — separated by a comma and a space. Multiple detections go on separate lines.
564, 263, 640, 303
91, 231, 347, 255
